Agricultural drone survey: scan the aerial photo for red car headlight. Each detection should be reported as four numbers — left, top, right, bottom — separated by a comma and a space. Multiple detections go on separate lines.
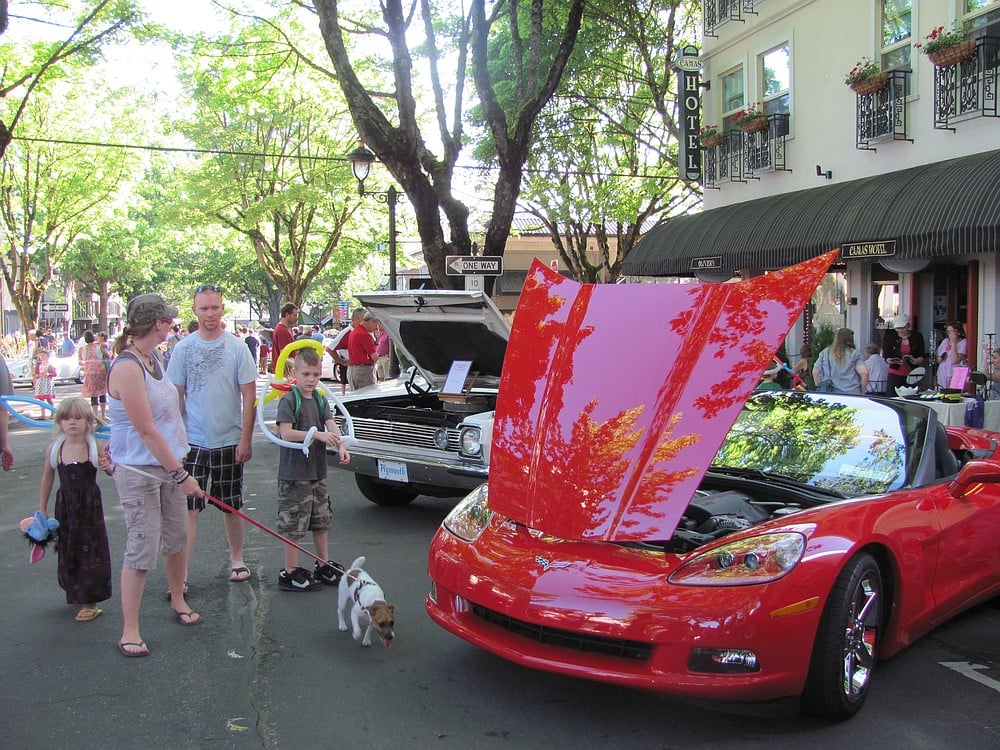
442, 484, 492, 542
668, 532, 805, 586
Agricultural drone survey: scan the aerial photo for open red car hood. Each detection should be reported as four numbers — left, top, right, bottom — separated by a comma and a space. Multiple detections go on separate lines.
488, 251, 837, 542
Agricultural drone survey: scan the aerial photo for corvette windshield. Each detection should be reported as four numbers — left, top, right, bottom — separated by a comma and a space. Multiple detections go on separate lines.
713, 392, 918, 495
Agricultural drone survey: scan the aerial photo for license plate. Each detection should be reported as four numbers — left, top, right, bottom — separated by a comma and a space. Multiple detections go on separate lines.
377, 460, 409, 483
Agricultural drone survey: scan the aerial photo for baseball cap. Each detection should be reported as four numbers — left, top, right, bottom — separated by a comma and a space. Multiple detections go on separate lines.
127, 294, 179, 326
892, 314, 909, 329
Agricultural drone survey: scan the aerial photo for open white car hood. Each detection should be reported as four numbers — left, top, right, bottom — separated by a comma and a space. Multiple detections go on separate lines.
353, 290, 511, 391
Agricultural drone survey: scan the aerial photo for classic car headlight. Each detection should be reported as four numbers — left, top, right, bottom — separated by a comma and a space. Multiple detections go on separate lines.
668, 532, 805, 586
443, 484, 492, 542
433, 428, 449, 450
459, 426, 483, 457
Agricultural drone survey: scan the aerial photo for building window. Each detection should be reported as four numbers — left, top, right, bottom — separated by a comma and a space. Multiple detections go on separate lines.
760, 43, 790, 117
496, 271, 529, 295
964, 0, 1000, 38
721, 68, 745, 123
881, 1, 912, 75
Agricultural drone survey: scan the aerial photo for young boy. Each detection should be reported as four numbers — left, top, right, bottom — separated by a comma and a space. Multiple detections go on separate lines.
275, 348, 350, 591
755, 364, 782, 391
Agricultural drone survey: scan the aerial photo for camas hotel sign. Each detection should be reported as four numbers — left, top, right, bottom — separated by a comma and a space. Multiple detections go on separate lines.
676, 45, 703, 183
840, 240, 898, 259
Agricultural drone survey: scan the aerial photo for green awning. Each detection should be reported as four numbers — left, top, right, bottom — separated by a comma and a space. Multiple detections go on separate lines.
624, 149, 1000, 276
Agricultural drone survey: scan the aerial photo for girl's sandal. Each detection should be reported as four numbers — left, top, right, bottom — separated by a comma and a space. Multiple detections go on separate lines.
75, 607, 103, 622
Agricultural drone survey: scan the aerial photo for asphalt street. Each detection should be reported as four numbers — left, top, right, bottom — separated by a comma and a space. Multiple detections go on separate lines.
2, 381, 999, 750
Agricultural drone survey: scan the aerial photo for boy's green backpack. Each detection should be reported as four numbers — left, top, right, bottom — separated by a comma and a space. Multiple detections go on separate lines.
290, 385, 327, 425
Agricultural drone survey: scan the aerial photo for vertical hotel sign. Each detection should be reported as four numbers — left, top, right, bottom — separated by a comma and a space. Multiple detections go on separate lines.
676, 45, 704, 183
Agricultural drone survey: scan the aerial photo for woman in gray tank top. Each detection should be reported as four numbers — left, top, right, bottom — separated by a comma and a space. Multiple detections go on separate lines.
107, 294, 205, 658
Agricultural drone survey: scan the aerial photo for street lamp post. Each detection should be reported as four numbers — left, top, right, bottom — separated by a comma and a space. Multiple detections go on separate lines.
347, 142, 401, 377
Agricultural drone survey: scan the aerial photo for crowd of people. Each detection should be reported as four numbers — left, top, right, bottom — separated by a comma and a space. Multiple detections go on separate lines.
0, 293, 397, 658
758, 313, 994, 397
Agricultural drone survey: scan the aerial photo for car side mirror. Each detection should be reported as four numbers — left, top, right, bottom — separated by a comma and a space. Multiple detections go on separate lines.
948, 459, 1000, 498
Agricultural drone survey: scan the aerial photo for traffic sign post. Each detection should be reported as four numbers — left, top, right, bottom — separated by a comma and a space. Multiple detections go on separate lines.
446, 255, 503, 276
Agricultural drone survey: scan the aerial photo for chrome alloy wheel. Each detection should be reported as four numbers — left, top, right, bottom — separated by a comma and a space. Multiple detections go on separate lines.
841, 572, 879, 699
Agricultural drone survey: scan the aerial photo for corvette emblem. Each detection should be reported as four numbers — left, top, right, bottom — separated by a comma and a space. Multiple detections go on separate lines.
535, 556, 571, 571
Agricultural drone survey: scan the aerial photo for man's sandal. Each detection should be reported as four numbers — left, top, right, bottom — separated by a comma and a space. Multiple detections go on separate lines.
172, 609, 201, 626
117, 640, 150, 658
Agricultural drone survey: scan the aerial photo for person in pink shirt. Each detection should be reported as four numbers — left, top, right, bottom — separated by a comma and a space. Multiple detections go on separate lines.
374, 321, 391, 381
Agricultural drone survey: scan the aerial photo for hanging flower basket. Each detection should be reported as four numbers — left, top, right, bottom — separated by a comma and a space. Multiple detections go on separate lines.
850, 71, 889, 96
737, 116, 769, 134
927, 39, 976, 67
700, 132, 726, 148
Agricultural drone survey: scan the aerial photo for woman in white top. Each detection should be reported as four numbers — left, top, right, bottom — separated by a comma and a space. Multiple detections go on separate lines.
108, 294, 204, 657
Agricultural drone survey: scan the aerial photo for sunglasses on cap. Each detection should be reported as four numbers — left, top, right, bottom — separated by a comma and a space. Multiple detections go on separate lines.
195, 284, 222, 293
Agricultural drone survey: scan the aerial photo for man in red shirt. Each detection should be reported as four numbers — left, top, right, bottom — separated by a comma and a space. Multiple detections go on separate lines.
270, 303, 298, 375
346, 308, 377, 391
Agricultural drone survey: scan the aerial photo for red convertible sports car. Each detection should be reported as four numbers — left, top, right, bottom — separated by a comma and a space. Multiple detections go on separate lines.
426, 253, 1000, 720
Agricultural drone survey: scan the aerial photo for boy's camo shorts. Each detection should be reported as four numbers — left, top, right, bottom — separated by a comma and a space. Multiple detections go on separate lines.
276, 480, 332, 537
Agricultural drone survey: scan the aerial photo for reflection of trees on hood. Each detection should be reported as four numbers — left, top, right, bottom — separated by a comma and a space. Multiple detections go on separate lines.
716, 395, 861, 481
490, 254, 837, 540
688, 256, 839, 420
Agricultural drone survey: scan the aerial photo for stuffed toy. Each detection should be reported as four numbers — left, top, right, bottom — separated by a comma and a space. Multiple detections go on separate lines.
19, 511, 59, 564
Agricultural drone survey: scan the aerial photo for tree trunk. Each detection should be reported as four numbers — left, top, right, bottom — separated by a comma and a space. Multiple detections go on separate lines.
97, 279, 111, 333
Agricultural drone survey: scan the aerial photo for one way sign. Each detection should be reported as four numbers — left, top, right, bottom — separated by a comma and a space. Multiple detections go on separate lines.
446, 255, 503, 276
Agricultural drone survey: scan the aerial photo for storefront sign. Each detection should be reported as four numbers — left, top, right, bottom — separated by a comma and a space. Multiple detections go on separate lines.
675, 46, 703, 183
690, 255, 723, 270
841, 239, 898, 259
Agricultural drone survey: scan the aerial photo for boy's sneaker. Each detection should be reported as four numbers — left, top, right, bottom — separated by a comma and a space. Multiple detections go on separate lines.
314, 560, 345, 587
278, 567, 322, 592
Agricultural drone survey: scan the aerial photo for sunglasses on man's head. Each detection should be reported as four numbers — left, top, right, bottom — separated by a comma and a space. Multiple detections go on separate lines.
196, 284, 222, 293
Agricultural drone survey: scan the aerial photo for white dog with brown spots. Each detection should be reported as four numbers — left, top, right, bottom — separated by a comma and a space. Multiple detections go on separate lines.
338, 556, 395, 648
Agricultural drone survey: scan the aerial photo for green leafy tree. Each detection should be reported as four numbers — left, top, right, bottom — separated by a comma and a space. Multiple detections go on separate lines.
310, 0, 586, 289
0, 76, 145, 331
59, 226, 149, 333
184, 240, 280, 326
173, 18, 367, 319
517, 0, 702, 282
0, 0, 141, 157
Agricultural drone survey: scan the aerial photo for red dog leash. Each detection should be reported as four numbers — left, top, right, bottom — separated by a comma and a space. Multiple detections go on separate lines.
116, 463, 331, 567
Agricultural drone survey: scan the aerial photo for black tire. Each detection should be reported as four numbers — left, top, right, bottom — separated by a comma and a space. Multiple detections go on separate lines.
355, 474, 418, 506
801, 552, 883, 720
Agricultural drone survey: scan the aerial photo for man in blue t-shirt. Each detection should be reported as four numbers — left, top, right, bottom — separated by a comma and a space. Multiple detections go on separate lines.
167, 285, 259, 587
59, 331, 76, 357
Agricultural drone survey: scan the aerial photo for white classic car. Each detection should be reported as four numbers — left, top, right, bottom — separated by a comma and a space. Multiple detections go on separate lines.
6, 351, 83, 386
327, 290, 509, 506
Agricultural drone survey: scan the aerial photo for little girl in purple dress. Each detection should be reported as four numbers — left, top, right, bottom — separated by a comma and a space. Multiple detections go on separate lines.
38, 396, 114, 622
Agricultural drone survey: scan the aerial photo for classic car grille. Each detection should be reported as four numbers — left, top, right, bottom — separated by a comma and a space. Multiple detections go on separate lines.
336, 416, 461, 451
471, 603, 651, 661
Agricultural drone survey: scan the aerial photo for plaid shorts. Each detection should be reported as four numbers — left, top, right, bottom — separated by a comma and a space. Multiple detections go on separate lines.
276, 480, 332, 539
185, 444, 244, 512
